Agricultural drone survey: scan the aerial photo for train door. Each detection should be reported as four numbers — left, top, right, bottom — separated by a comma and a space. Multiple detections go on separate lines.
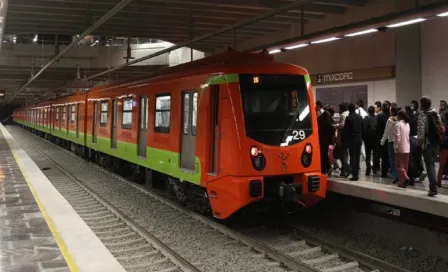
138, 96, 148, 157
76, 103, 81, 138
180, 90, 197, 171
111, 100, 118, 149
93, 102, 98, 144
208, 86, 220, 175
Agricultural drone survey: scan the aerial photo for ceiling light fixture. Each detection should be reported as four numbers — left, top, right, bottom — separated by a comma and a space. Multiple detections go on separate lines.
311, 37, 340, 44
345, 28, 378, 37
285, 43, 309, 50
386, 18, 426, 28
437, 11, 448, 17
269, 49, 281, 54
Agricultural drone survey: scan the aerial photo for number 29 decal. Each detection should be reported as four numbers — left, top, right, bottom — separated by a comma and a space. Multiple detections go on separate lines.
292, 130, 306, 140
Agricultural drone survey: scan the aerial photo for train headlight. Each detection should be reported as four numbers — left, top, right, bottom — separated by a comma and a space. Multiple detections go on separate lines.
301, 143, 312, 168
250, 146, 266, 171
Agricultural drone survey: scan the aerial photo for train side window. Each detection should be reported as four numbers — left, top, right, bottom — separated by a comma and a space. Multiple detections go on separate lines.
62, 106, 66, 122
192, 91, 198, 136
154, 94, 171, 133
182, 93, 190, 135
100, 101, 108, 127
56, 107, 59, 121
71, 105, 76, 123
122, 98, 133, 129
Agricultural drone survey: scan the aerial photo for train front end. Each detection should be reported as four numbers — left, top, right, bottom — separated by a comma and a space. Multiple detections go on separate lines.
207, 71, 326, 219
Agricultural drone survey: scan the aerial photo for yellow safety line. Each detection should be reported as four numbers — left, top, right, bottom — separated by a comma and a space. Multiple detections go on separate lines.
4, 135, 80, 272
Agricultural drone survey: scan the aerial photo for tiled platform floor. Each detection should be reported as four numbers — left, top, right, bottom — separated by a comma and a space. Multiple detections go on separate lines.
0, 133, 68, 271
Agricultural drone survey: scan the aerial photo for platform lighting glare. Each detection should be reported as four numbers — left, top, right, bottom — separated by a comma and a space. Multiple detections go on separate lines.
285, 43, 309, 50
345, 28, 378, 37
386, 18, 426, 28
437, 12, 448, 17
311, 37, 340, 44
33, 34, 38, 42
269, 49, 281, 54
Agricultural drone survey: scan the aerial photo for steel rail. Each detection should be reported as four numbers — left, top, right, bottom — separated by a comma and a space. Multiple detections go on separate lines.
9, 0, 134, 103
292, 226, 411, 272
81, 0, 315, 81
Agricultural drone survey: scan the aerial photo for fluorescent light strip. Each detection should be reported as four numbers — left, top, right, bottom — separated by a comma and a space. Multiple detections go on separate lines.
438, 12, 448, 17
269, 49, 281, 54
285, 43, 309, 50
345, 28, 378, 37
386, 18, 426, 28
311, 37, 340, 44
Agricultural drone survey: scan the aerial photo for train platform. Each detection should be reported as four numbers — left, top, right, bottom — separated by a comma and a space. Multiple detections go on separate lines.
0, 123, 125, 272
328, 166, 448, 219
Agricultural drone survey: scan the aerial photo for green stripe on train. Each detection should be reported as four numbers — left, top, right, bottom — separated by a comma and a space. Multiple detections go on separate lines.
15, 120, 201, 185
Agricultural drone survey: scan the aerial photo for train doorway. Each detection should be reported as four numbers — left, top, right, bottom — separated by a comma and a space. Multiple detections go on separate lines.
180, 90, 197, 172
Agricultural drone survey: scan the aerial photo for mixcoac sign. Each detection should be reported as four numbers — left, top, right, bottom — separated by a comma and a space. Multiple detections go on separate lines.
317, 72, 354, 84
312, 66, 395, 85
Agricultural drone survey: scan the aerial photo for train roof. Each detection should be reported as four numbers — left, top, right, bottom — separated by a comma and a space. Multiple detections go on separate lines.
93, 51, 277, 91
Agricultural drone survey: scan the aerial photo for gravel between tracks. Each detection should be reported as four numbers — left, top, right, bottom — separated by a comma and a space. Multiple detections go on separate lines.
9, 126, 291, 272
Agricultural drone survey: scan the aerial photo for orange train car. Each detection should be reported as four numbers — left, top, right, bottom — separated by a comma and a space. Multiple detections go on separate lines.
14, 52, 327, 219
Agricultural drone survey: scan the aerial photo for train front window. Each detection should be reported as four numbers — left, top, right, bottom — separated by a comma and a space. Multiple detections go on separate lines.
240, 74, 312, 146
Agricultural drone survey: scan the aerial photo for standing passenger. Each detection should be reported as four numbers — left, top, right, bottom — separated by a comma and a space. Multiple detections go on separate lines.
364, 106, 378, 175
316, 100, 324, 116
405, 105, 418, 185
374, 101, 382, 116
318, 106, 334, 175
377, 102, 390, 178
410, 100, 426, 181
437, 111, 448, 187
418, 96, 443, 196
334, 103, 351, 177
394, 111, 411, 188
343, 103, 365, 181
381, 105, 399, 183
356, 99, 368, 161
440, 100, 448, 122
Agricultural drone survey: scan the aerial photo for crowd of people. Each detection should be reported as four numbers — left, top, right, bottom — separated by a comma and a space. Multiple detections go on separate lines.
316, 96, 448, 197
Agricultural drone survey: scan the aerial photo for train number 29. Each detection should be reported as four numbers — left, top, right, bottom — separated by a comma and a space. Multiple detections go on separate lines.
292, 130, 306, 140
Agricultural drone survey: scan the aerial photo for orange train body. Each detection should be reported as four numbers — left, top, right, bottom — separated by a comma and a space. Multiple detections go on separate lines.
13, 52, 327, 219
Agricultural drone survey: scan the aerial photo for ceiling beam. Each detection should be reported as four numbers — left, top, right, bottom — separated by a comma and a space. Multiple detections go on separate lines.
8, 0, 135, 103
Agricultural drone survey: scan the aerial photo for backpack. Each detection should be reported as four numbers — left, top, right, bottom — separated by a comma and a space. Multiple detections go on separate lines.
426, 111, 445, 144
364, 116, 377, 138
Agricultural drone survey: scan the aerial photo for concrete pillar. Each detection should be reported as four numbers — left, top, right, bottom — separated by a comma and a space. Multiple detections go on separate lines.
395, 24, 422, 106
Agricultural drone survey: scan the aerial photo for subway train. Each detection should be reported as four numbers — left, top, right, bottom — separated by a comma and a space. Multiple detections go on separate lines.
13, 51, 327, 220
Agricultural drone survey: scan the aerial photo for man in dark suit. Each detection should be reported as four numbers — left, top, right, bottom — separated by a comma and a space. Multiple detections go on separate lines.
377, 102, 390, 178
342, 103, 366, 181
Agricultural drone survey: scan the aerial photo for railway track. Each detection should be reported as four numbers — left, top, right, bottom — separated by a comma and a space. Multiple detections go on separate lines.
14, 125, 410, 272
30, 143, 200, 272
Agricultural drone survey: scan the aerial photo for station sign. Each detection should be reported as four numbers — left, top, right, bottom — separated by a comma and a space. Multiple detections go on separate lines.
312, 66, 395, 85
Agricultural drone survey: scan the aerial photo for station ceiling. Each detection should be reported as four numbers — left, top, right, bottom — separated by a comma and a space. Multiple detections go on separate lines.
4, 0, 369, 52
2, 0, 441, 104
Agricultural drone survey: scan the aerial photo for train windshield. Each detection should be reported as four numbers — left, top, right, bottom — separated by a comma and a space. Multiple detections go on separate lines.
240, 74, 312, 146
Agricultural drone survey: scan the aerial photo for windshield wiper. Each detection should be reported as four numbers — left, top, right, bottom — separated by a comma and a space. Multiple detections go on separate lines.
280, 100, 301, 145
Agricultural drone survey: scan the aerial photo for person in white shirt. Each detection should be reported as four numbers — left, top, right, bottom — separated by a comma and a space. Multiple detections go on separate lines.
355, 99, 368, 118
356, 100, 368, 161
380, 105, 399, 183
